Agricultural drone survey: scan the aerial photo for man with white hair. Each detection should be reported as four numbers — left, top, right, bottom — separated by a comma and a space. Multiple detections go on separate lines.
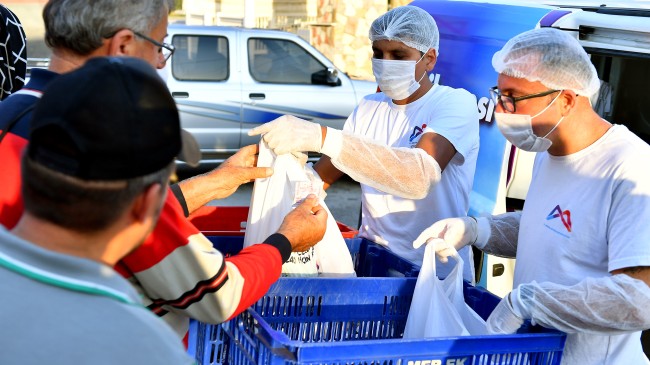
249, 5, 479, 281
415, 27, 650, 364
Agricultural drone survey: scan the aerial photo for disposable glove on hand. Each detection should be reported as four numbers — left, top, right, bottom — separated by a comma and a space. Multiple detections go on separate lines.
292, 151, 308, 167
248, 115, 322, 155
486, 292, 525, 334
413, 217, 478, 263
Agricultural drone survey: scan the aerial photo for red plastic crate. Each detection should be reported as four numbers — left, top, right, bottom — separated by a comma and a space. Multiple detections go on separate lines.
188, 206, 358, 238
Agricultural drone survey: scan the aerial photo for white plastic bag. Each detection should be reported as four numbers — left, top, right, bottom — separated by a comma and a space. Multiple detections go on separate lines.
403, 243, 487, 338
244, 141, 355, 277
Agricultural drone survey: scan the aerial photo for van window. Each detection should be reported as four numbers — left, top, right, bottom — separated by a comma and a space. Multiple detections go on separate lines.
171, 35, 229, 81
590, 51, 650, 144
248, 38, 326, 84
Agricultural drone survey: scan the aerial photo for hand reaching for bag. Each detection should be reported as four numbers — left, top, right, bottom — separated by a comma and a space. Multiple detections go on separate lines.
413, 217, 478, 263
277, 194, 328, 252
211, 144, 273, 197
175, 144, 273, 215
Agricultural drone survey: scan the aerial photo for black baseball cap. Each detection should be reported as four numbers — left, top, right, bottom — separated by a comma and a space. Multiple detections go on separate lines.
28, 57, 200, 180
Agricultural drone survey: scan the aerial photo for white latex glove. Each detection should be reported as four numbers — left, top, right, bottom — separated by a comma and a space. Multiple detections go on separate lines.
486, 293, 525, 334
248, 115, 322, 155
292, 151, 308, 166
413, 217, 478, 263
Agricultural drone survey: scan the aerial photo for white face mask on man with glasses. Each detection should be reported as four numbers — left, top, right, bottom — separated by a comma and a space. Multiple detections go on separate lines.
490, 86, 565, 152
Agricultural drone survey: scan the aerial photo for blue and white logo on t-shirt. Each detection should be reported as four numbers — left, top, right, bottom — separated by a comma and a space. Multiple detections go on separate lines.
409, 123, 428, 147
544, 204, 572, 238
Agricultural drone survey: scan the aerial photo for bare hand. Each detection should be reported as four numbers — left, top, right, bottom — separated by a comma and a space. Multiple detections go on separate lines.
211, 144, 273, 198
277, 194, 327, 252
178, 144, 273, 214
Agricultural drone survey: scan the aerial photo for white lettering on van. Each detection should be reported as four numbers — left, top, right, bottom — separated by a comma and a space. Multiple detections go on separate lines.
478, 96, 495, 123
406, 359, 467, 365
429, 73, 441, 85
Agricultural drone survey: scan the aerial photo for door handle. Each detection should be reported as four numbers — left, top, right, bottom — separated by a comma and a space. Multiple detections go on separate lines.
249, 93, 265, 100
172, 92, 189, 98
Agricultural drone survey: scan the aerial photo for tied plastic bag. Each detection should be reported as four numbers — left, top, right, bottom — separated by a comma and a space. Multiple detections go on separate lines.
403, 241, 487, 338
244, 141, 355, 277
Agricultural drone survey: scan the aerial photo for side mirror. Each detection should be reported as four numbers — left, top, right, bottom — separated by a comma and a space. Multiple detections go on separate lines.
312, 67, 341, 86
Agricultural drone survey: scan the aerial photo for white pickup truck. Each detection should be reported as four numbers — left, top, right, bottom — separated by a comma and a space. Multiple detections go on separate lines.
159, 24, 377, 168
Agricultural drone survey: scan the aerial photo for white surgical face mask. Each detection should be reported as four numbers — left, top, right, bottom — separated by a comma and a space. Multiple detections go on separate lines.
494, 91, 564, 152
372, 53, 427, 101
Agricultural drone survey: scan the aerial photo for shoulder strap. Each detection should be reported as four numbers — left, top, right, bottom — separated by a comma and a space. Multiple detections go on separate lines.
0, 89, 43, 145
0, 104, 36, 144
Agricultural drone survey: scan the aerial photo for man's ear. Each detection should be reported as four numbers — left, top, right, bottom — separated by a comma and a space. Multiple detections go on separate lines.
425, 49, 437, 71
560, 90, 577, 115
107, 29, 137, 57
131, 183, 163, 223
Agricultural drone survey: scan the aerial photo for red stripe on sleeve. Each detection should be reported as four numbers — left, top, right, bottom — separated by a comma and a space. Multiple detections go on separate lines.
225, 243, 284, 320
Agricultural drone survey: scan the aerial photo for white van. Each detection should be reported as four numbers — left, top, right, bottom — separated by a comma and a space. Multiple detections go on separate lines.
160, 24, 377, 169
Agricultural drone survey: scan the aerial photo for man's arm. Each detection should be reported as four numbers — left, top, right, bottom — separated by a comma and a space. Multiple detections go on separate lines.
612, 266, 650, 284
318, 128, 441, 199
313, 155, 344, 190
488, 268, 650, 335
480, 212, 521, 258
415, 131, 456, 172
250, 90, 477, 199
174, 144, 273, 216
413, 211, 521, 263
116, 192, 326, 331
313, 128, 454, 191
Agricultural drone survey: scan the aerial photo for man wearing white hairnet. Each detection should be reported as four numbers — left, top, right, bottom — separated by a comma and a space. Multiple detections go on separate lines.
415, 27, 650, 364
249, 5, 479, 281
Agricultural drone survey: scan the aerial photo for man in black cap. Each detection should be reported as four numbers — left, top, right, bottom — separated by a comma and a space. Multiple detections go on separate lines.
0, 57, 193, 364
0, 57, 327, 364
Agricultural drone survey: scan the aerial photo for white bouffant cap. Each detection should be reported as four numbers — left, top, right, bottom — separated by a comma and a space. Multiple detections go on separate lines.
492, 27, 600, 97
369, 5, 439, 55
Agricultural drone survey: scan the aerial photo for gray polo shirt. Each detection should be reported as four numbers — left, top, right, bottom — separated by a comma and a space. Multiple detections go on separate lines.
0, 226, 194, 365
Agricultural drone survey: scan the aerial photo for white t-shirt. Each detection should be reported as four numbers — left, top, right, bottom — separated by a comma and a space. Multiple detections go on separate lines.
516, 125, 650, 365
344, 84, 479, 280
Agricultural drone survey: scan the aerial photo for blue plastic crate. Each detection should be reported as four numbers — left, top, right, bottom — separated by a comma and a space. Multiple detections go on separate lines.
191, 236, 421, 364
191, 237, 564, 365
206, 236, 421, 277
347, 238, 421, 278
219, 278, 565, 365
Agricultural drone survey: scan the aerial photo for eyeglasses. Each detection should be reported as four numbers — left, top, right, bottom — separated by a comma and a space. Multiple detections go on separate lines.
133, 31, 175, 62
489, 86, 560, 113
